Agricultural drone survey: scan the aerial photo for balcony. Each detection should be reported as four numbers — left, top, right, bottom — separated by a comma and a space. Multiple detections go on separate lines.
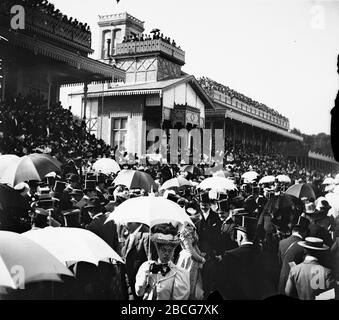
0, 2, 92, 54
212, 90, 289, 130
115, 39, 185, 65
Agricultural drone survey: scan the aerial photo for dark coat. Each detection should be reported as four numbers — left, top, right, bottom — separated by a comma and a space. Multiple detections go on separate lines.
220, 243, 266, 299
195, 210, 222, 297
195, 210, 223, 257
220, 218, 238, 252
86, 213, 120, 254
121, 225, 157, 300
278, 235, 306, 294
308, 223, 333, 248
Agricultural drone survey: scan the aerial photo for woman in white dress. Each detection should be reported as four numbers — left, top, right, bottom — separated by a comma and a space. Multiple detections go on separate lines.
176, 222, 206, 300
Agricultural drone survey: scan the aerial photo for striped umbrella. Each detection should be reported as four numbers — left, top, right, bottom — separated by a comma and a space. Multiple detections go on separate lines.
113, 170, 158, 192
286, 183, 316, 201
0, 154, 61, 186
0, 155, 20, 179
160, 177, 192, 191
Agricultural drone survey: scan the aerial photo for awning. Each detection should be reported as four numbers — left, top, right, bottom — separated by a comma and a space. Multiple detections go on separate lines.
308, 151, 338, 164
0, 27, 125, 81
86, 89, 162, 98
225, 110, 303, 141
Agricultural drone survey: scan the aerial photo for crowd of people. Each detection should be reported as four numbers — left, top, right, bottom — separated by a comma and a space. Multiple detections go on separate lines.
0, 94, 338, 300
198, 77, 288, 121
0, 94, 112, 160
122, 30, 179, 49
1, 0, 91, 33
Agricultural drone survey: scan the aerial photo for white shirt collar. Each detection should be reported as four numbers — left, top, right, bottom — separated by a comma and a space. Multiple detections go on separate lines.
292, 232, 303, 239
305, 255, 318, 262
241, 241, 254, 246
202, 209, 210, 220
131, 224, 142, 237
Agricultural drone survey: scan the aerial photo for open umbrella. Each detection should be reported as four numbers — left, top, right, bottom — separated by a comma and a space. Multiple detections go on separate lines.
1, 154, 61, 186
180, 165, 202, 176
0, 183, 30, 211
113, 170, 158, 192
213, 170, 233, 179
23, 227, 124, 266
259, 194, 304, 231
159, 177, 192, 191
197, 177, 237, 193
259, 175, 276, 184
322, 177, 335, 185
241, 171, 259, 181
93, 158, 121, 175
0, 231, 73, 289
276, 175, 291, 183
285, 183, 316, 201
0, 155, 20, 179
105, 196, 194, 227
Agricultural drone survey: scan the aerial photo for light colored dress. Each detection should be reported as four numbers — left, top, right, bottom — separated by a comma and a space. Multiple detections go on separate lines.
176, 227, 205, 300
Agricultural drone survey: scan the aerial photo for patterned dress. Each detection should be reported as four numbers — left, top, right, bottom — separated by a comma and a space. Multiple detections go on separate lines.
176, 226, 205, 300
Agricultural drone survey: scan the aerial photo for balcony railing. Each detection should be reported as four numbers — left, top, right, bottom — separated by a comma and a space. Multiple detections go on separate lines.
115, 39, 185, 64
0, 3, 92, 53
212, 90, 289, 130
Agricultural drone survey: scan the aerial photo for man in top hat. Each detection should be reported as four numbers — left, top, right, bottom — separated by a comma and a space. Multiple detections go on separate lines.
81, 197, 104, 227
219, 204, 241, 253
135, 223, 190, 300
278, 215, 310, 294
194, 191, 222, 298
30, 208, 50, 230
95, 175, 109, 207
285, 237, 335, 300
121, 222, 157, 300
219, 215, 266, 299
62, 208, 81, 228
75, 180, 97, 210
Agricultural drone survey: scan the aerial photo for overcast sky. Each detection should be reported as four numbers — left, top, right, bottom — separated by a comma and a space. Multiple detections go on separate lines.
52, 0, 339, 135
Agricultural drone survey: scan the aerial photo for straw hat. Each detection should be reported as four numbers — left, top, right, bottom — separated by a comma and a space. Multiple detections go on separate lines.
298, 237, 329, 251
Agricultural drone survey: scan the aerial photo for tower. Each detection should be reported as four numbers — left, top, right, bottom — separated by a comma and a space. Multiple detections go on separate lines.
98, 12, 185, 83
98, 12, 145, 62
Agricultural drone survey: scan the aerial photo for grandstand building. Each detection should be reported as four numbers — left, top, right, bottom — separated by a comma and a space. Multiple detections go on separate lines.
0, 1, 125, 106
66, 12, 215, 156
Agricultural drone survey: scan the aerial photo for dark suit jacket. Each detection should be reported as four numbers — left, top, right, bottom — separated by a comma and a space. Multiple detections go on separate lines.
220, 218, 238, 252
95, 188, 109, 207
86, 213, 120, 254
309, 223, 333, 248
278, 235, 305, 293
121, 225, 157, 299
195, 210, 222, 257
220, 243, 265, 299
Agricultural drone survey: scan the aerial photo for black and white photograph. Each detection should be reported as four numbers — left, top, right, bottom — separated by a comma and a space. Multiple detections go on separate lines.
0, 0, 339, 307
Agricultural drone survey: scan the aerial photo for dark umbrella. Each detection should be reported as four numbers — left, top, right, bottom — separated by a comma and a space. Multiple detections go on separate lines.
258, 194, 304, 232
150, 28, 160, 33
181, 165, 202, 176
0, 184, 30, 211
285, 183, 316, 201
